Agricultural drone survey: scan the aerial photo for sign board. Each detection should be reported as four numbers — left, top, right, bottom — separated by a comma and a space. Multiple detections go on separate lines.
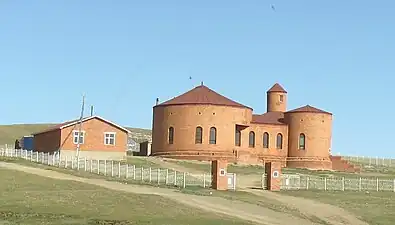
272, 170, 279, 178
219, 168, 226, 176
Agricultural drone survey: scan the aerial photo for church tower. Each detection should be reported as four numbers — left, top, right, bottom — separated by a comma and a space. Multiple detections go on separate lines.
266, 83, 287, 112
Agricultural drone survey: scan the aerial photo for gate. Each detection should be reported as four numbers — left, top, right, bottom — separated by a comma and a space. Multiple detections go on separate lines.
227, 173, 236, 190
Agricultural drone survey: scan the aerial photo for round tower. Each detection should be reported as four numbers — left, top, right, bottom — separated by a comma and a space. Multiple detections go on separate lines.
266, 83, 287, 112
284, 105, 333, 170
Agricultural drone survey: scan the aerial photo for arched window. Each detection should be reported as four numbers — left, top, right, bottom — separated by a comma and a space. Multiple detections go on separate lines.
276, 133, 283, 149
235, 129, 241, 146
195, 127, 203, 144
299, 133, 306, 150
209, 127, 217, 144
168, 127, 174, 144
249, 131, 255, 147
263, 132, 269, 148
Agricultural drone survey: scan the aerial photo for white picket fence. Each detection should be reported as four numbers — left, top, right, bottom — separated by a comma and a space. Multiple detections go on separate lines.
279, 174, 395, 192
0, 148, 214, 189
342, 155, 395, 167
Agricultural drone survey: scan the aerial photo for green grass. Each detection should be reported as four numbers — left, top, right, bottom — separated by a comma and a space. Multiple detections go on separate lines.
125, 156, 161, 168
280, 190, 395, 225
0, 123, 151, 145
1, 157, 186, 191
0, 167, 252, 225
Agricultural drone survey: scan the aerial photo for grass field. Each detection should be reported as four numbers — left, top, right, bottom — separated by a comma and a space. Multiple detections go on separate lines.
281, 190, 395, 225
0, 167, 251, 225
0, 123, 151, 145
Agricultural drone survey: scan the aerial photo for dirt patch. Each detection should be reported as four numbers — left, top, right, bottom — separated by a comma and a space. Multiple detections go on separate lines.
245, 189, 369, 225
0, 162, 317, 225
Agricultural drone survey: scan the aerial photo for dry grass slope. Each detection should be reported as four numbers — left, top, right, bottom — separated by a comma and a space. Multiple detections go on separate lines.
0, 123, 151, 145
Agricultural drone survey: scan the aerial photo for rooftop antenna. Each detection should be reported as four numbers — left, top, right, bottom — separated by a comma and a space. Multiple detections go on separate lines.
156, 98, 159, 105
76, 94, 85, 158
90, 105, 94, 116
201, 81, 204, 86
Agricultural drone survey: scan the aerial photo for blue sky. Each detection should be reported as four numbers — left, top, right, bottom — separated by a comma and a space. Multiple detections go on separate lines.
1, 1, 394, 157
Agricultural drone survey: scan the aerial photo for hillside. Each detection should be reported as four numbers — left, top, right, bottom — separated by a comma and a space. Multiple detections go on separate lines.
0, 124, 152, 145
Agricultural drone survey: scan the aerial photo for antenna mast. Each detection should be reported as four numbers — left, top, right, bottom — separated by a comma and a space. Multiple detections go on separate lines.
76, 94, 85, 158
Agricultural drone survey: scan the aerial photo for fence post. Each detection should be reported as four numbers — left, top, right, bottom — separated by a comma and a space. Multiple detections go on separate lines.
118, 162, 121, 178
342, 177, 345, 191
90, 159, 93, 173
203, 174, 206, 188
133, 165, 136, 180
111, 161, 114, 177
149, 167, 152, 183
126, 164, 129, 179
359, 177, 362, 191
174, 171, 177, 186
65, 156, 68, 168
104, 160, 107, 176
183, 172, 186, 188
376, 178, 379, 192
97, 160, 100, 174
83, 158, 87, 171
324, 177, 327, 191
306, 176, 309, 190
141, 167, 144, 181
157, 168, 160, 185
165, 169, 169, 185
71, 157, 74, 169
30, 151, 33, 161
36, 152, 39, 162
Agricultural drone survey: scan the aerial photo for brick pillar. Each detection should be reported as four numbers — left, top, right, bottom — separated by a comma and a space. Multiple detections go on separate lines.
211, 160, 228, 191
265, 162, 281, 191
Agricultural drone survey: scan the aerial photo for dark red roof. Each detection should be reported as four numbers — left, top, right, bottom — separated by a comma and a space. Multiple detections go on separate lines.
251, 112, 286, 125
286, 105, 332, 115
267, 83, 287, 93
156, 85, 252, 109
33, 119, 80, 134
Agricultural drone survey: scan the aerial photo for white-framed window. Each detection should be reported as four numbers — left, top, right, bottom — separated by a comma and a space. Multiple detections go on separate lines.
73, 130, 85, 144
104, 132, 116, 145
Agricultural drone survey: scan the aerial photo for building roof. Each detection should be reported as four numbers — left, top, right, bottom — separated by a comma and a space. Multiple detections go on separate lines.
251, 112, 286, 125
286, 105, 332, 115
32, 115, 131, 135
267, 83, 287, 93
156, 84, 252, 110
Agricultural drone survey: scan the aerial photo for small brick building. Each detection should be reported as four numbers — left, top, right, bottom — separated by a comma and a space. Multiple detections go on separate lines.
32, 115, 130, 160
151, 82, 359, 171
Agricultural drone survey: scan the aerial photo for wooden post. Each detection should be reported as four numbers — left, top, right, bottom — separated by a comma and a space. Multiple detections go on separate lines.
165, 169, 169, 185
133, 165, 136, 180
306, 176, 310, 190
104, 160, 107, 176
156, 168, 160, 184
111, 161, 114, 177
149, 167, 152, 183
141, 167, 144, 181
342, 177, 345, 191
376, 178, 379, 192
118, 162, 121, 178
90, 159, 93, 173
97, 160, 100, 174
126, 164, 129, 179
174, 171, 177, 186
183, 172, 186, 188
203, 174, 206, 188
324, 177, 327, 191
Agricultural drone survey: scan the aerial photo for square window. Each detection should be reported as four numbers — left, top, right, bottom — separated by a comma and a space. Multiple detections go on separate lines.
104, 132, 116, 145
73, 131, 84, 144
